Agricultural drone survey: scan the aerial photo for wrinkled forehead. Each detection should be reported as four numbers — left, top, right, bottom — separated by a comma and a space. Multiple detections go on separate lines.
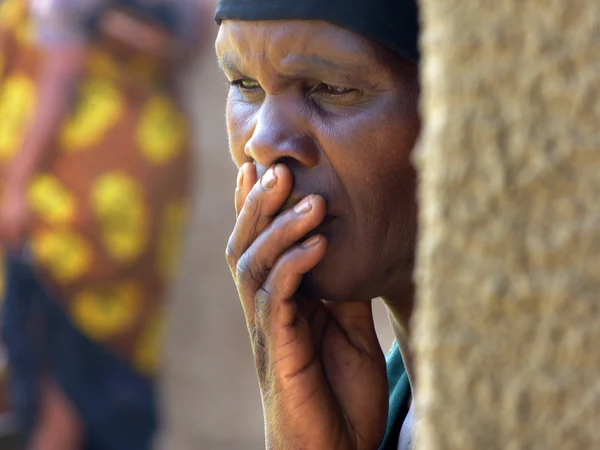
216, 20, 396, 79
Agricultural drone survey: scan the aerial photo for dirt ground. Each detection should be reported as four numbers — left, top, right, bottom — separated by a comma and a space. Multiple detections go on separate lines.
157, 46, 396, 450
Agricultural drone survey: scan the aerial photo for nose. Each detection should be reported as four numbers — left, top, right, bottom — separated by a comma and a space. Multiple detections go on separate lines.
245, 95, 320, 171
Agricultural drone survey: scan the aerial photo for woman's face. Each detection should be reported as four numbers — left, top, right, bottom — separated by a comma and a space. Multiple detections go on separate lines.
216, 20, 420, 302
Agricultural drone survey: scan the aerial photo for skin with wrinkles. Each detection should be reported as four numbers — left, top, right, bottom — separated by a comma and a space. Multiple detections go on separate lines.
217, 20, 420, 449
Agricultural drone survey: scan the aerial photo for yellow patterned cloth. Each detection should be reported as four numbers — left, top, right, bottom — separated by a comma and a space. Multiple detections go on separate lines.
0, 0, 191, 376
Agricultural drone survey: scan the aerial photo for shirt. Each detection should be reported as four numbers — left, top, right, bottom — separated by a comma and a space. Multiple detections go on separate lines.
379, 341, 412, 450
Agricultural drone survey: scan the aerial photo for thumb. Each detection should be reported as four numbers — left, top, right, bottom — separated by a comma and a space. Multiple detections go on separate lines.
325, 301, 380, 353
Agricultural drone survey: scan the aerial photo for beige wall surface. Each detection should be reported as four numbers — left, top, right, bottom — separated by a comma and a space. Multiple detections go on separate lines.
415, 1, 600, 449
157, 36, 396, 450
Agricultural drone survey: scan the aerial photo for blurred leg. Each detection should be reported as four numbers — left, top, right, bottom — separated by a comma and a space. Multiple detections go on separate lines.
44, 300, 158, 450
28, 379, 83, 450
1, 254, 39, 440
1, 255, 86, 450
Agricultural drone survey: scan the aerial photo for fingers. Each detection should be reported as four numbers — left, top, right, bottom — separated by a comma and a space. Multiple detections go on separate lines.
235, 194, 326, 314
255, 234, 327, 332
326, 301, 378, 335
226, 163, 292, 273
227, 162, 329, 383
250, 235, 327, 384
234, 162, 256, 217
326, 301, 381, 354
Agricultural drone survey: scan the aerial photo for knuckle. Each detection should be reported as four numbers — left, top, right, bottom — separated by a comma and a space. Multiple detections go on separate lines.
235, 254, 251, 282
235, 253, 262, 287
254, 286, 273, 319
225, 237, 238, 269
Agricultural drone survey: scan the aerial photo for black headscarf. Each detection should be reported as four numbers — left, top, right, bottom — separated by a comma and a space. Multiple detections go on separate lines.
214, 0, 420, 63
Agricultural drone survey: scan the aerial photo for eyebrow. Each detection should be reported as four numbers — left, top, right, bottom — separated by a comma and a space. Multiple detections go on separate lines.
218, 54, 375, 82
218, 57, 242, 76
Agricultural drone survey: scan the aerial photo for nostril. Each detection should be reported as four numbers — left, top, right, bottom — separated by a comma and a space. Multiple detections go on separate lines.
275, 156, 299, 168
245, 129, 320, 169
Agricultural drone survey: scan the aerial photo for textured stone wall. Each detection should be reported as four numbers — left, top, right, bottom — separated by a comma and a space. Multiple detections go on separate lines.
415, 1, 600, 449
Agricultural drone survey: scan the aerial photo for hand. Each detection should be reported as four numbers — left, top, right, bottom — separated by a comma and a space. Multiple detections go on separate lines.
0, 182, 29, 249
226, 163, 388, 450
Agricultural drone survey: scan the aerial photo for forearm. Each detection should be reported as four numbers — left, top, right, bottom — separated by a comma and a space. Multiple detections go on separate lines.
7, 46, 87, 189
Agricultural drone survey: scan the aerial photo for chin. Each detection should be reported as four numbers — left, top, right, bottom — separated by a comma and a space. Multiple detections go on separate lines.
298, 241, 414, 302
296, 222, 366, 301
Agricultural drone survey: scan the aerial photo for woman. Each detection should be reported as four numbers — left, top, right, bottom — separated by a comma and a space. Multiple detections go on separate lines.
0, 0, 208, 448
215, 0, 420, 449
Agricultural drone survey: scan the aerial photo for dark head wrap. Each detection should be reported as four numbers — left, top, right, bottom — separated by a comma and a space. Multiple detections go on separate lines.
215, 0, 420, 63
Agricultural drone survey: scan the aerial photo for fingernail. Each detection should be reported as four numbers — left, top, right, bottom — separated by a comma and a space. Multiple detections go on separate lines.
260, 167, 277, 189
302, 235, 321, 248
294, 197, 313, 214
273, 163, 285, 178
236, 168, 243, 192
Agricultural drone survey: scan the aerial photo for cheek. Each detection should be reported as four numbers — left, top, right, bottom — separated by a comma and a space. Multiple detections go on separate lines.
226, 94, 257, 167
331, 115, 418, 203
365, 129, 418, 228
334, 113, 419, 247
365, 129, 418, 266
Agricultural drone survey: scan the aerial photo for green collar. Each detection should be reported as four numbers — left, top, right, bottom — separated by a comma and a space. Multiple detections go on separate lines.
379, 341, 411, 450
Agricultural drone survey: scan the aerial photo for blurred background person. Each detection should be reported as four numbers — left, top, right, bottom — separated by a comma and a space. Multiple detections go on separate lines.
0, 0, 212, 448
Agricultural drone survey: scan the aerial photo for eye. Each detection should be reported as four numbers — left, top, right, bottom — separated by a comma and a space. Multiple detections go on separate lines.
309, 83, 358, 97
307, 83, 362, 109
229, 78, 264, 102
230, 78, 261, 91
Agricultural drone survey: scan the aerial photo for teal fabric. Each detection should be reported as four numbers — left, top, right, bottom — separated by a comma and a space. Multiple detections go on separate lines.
378, 341, 412, 450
